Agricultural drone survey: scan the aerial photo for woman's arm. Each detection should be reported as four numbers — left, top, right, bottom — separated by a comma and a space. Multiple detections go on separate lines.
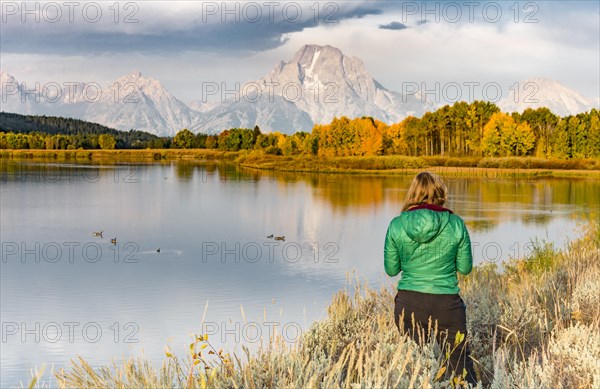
456, 222, 473, 275
384, 221, 401, 276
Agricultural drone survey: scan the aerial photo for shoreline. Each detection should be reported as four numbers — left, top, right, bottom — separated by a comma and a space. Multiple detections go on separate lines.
2, 149, 599, 178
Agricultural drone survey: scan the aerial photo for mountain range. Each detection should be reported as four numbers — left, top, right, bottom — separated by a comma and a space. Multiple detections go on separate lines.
1, 45, 598, 136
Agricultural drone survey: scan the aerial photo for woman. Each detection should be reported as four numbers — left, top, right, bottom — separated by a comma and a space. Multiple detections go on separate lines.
384, 172, 477, 386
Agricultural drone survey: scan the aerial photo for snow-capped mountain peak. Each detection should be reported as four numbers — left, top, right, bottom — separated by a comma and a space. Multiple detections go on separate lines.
500, 77, 596, 116
0, 69, 18, 85
187, 44, 433, 134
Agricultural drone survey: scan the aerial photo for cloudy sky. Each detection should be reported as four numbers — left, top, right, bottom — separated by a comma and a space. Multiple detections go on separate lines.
1, 0, 599, 104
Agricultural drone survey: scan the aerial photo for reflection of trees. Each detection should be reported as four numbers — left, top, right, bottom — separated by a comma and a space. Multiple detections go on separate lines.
217, 163, 261, 183
310, 175, 398, 211
173, 162, 262, 183
198, 163, 599, 232
443, 177, 599, 231
4, 160, 598, 235
548, 178, 600, 207
174, 163, 194, 181
149, 163, 600, 233
0, 160, 106, 183
204, 163, 217, 176
465, 220, 496, 232
522, 213, 553, 226
290, 168, 600, 231
236, 165, 407, 211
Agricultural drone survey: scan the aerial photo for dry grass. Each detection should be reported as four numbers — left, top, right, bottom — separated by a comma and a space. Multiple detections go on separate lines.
236, 153, 599, 178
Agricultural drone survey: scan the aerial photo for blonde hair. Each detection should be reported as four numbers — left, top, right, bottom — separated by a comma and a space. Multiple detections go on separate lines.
401, 172, 447, 212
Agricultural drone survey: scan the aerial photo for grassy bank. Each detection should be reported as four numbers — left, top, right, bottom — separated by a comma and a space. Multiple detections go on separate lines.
2, 149, 598, 178
236, 153, 600, 178
31, 216, 599, 388
0, 149, 238, 162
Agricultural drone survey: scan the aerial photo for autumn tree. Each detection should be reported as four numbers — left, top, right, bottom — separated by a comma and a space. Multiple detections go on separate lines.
383, 122, 408, 155
482, 112, 535, 157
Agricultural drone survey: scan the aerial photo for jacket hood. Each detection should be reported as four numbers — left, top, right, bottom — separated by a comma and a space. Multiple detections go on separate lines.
400, 208, 451, 243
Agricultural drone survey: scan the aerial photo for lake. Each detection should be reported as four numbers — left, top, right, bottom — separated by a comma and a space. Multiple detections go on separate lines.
1, 160, 598, 387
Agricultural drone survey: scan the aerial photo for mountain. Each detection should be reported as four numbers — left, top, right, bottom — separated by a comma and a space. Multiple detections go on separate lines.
189, 100, 221, 113
0, 70, 39, 114
80, 71, 201, 136
192, 44, 433, 134
499, 78, 597, 117
190, 95, 313, 135
0, 70, 201, 136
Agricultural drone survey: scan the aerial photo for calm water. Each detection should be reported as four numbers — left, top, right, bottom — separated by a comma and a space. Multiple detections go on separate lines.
1, 160, 598, 387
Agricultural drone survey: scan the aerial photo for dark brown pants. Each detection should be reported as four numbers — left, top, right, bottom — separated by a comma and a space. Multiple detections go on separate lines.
394, 289, 478, 386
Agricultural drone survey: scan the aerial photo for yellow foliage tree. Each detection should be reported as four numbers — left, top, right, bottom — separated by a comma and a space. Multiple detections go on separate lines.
482, 112, 535, 157
384, 122, 409, 155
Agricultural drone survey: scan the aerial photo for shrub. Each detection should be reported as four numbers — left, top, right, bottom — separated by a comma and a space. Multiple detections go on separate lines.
265, 146, 282, 155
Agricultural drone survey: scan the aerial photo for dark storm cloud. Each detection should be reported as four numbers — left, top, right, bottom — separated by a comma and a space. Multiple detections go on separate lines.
379, 21, 408, 30
0, 1, 383, 55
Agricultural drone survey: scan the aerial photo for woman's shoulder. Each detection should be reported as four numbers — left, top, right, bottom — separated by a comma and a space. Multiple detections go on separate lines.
448, 211, 465, 221
447, 212, 469, 230
387, 214, 404, 227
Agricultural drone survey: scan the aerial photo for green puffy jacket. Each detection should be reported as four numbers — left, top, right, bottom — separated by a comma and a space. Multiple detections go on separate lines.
384, 204, 472, 294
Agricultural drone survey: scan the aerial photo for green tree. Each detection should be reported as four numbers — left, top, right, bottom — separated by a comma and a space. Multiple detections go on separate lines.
0, 133, 8, 149
98, 134, 116, 150
587, 109, 600, 157
519, 108, 558, 157
173, 129, 195, 149
465, 101, 500, 155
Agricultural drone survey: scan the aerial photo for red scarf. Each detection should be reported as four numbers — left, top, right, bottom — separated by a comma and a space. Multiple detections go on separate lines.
406, 203, 454, 214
